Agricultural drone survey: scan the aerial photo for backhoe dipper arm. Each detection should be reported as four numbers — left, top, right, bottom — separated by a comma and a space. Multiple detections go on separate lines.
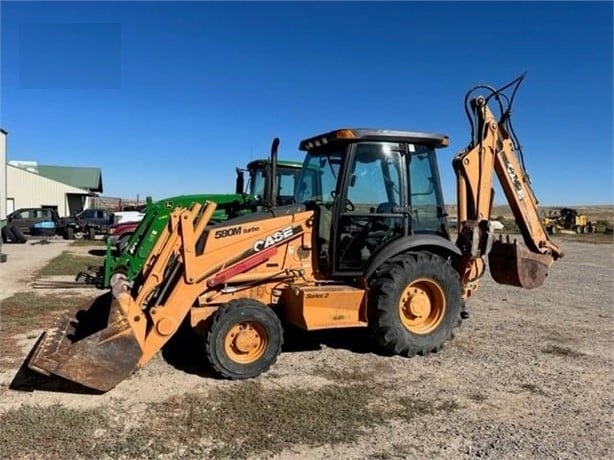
453, 75, 563, 292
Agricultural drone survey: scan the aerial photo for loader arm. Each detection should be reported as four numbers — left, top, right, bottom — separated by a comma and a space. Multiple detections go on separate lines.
453, 74, 563, 293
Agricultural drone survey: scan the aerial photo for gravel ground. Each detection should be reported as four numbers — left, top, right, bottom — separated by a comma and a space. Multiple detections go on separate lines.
0, 236, 612, 459
0, 238, 76, 301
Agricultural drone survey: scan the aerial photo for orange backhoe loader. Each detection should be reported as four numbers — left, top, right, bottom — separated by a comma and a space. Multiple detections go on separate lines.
27, 74, 563, 391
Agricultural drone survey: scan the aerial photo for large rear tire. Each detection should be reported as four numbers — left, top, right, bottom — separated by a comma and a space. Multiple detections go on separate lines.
369, 251, 464, 357
205, 299, 284, 379
3, 224, 27, 244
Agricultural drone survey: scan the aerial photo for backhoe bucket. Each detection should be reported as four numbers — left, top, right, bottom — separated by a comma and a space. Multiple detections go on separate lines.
27, 294, 142, 392
488, 239, 553, 289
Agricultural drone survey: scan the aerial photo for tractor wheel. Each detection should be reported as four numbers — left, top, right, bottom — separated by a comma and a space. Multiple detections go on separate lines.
205, 299, 284, 379
368, 251, 464, 357
4, 224, 26, 244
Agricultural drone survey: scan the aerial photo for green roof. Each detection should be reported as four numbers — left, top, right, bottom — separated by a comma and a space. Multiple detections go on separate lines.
36, 165, 103, 193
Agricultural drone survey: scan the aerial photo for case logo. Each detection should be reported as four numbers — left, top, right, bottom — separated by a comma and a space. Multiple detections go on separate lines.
253, 226, 296, 252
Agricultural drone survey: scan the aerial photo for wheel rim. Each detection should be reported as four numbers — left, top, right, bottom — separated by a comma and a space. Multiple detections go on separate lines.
224, 321, 268, 364
398, 277, 446, 334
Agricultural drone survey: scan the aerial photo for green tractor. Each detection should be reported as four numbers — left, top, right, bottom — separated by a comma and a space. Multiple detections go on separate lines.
78, 142, 302, 289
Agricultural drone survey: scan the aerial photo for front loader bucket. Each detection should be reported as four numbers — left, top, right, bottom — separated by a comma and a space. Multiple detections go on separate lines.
27, 294, 142, 392
488, 238, 553, 289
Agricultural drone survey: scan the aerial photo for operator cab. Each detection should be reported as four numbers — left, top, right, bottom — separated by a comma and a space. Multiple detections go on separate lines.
244, 160, 300, 206
294, 128, 450, 276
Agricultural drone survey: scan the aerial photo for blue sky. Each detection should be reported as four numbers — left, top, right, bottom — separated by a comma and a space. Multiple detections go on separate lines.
1, 1, 612, 206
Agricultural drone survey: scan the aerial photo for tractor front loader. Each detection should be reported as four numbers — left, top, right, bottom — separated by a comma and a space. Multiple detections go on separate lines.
28, 74, 563, 392
77, 146, 303, 290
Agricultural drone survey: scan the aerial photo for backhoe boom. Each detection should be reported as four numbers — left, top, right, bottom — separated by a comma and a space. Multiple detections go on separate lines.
453, 75, 563, 292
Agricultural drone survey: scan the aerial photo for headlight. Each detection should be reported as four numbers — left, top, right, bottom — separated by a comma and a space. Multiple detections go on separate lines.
109, 228, 116, 235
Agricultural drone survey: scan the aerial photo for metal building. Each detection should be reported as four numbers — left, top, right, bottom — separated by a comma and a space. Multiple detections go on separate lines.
6, 161, 103, 217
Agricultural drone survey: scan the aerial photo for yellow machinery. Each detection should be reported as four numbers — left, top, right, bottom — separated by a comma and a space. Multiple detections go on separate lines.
544, 208, 594, 234
28, 74, 563, 391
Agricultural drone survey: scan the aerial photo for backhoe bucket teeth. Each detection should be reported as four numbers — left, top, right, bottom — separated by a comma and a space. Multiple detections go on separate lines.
488, 239, 553, 289
27, 295, 142, 392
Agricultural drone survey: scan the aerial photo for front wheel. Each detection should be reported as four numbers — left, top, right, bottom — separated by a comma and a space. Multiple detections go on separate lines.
205, 299, 284, 379
369, 251, 464, 357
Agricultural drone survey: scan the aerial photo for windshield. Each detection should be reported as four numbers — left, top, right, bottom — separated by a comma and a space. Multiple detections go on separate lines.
249, 168, 267, 199
247, 165, 301, 204
294, 150, 344, 204
277, 168, 299, 202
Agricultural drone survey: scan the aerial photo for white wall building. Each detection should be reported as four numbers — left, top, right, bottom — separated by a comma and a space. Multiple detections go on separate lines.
6, 161, 103, 217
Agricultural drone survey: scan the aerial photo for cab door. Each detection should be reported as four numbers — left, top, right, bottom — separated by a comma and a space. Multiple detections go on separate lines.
10, 209, 35, 234
333, 143, 407, 274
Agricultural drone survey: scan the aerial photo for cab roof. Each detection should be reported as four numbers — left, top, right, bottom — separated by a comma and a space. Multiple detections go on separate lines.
246, 158, 302, 170
299, 128, 449, 151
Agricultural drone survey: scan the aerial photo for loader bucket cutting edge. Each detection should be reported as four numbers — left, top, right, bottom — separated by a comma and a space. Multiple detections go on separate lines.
488, 240, 553, 289
27, 296, 143, 392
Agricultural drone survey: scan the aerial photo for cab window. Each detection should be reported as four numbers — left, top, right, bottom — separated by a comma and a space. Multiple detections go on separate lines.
346, 143, 402, 212
16, 210, 33, 219
336, 143, 405, 272
409, 146, 441, 232
294, 151, 343, 204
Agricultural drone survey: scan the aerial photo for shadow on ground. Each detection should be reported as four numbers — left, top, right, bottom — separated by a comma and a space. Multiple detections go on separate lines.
160, 319, 377, 380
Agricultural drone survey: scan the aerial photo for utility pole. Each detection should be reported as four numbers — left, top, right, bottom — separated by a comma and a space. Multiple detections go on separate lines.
1, 129, 8, 262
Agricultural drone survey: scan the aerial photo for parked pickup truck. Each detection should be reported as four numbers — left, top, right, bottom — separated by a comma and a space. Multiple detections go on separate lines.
69, 208, 118, 239
3, 208, 66, 234
1, 207, 124, 243
1, 207, 77, 242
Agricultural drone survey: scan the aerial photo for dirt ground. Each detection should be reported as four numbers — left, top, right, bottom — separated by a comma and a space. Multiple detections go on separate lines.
0, 235, 612, 459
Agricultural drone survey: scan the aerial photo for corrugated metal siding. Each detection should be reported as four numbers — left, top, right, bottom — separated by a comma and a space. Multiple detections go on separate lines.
7, 165, 90, 217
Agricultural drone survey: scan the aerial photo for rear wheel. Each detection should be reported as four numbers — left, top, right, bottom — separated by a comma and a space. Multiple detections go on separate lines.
205, 299, 284, 379
369, 251, 464, 357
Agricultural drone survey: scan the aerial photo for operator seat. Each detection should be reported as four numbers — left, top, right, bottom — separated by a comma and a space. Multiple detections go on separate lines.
374, 201, 399, 231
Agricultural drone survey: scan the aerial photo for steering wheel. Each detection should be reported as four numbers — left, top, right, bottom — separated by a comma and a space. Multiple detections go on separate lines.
330, 191, 355, 212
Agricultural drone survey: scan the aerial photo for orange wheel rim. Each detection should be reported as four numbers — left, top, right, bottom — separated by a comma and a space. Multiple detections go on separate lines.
224, 321, 268, 364
398, 278, 446, 334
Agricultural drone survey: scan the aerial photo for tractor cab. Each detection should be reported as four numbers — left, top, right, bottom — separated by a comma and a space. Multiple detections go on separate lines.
236, 159, 303, 207
294, 128, 451, 276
